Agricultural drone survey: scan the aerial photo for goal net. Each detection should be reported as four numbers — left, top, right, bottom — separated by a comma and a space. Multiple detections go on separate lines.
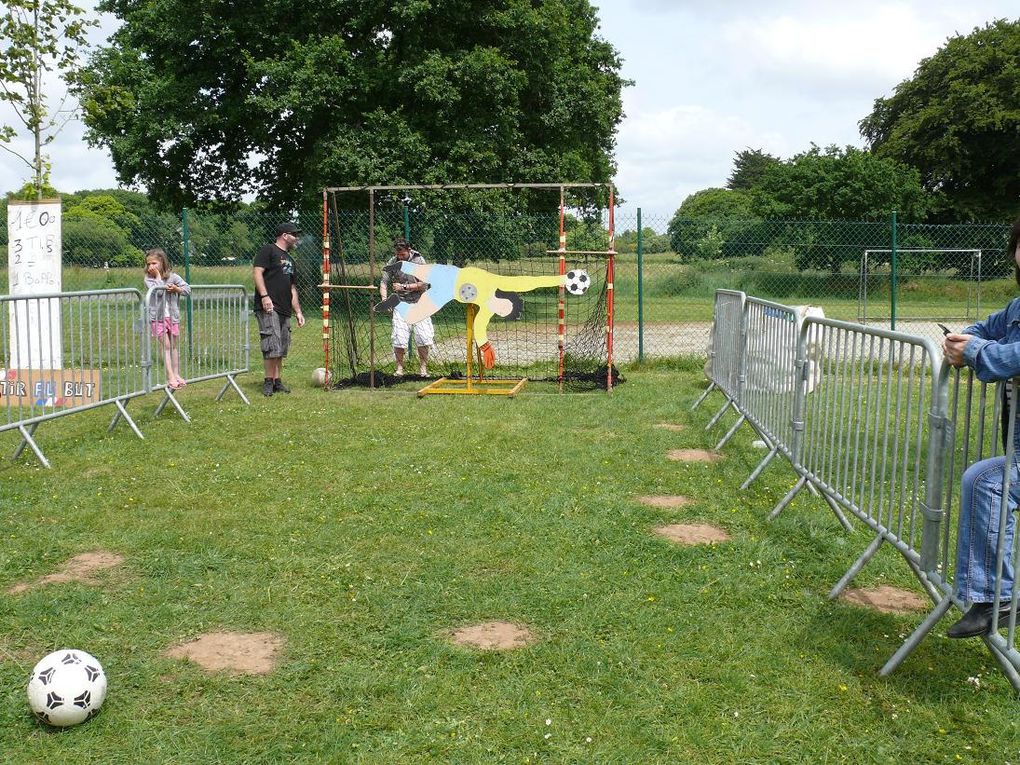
322, 185, 619, 391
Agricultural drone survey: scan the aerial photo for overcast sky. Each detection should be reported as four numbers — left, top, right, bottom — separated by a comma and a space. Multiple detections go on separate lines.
2, 1, 1017, 226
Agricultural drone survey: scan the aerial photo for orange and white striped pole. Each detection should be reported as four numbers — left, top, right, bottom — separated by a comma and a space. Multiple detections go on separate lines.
321, 191, 331, 385
606, 184, 615, 392
557, 186, 567, 387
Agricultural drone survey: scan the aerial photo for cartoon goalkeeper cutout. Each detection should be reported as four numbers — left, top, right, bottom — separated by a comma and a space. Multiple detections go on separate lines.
377, 260, 591, 369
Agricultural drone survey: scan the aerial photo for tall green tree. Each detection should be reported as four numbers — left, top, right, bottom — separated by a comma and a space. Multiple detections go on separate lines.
667, 188, 756, 261
74, 0, 626, 211
860, 19, 1020, 223
750, 145, 930, 273
0, 0, 96, 199
750, 145, 929, 221
726, 148, 780, 191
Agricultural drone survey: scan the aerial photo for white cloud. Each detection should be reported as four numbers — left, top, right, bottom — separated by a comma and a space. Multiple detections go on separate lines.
614, 99, 789, 225
724, 5, 956, 97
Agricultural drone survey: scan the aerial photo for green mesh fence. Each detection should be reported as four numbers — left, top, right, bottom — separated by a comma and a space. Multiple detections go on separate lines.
0, 203, 1012, 365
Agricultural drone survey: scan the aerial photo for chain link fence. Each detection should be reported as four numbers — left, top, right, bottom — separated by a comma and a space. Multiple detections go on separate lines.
0, 204, 1012, 362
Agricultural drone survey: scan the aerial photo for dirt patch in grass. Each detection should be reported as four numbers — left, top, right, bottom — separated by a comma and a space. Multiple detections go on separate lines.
164, 631, 286, 675
840, 586, 928, 615
667, 449, 720, 463
637, 495, 696, 509
653, 523, 731, 545
448, 621, 537, 650
7, 550, 125, 595
654, 423, 686, 432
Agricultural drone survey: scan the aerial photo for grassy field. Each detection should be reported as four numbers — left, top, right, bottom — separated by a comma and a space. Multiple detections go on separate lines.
1, 326, 1018, 764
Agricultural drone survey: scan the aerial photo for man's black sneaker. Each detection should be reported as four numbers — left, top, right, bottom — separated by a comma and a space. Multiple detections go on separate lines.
273, 379, 291, 394
262, 379, 274, 397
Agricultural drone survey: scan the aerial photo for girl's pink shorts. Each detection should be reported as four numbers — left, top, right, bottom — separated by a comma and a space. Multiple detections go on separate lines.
151, 318, 180, 337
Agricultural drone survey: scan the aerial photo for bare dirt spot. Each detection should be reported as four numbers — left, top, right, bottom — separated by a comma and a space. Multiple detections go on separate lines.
448, 621, 537, 651
164, 631, 286, 675
840, 585, 928, 615
653, 523, 731, 545
668, 448, 721, 463
654, 423, 686, 432
7, 550, 125, 595
637, 495, 696, 509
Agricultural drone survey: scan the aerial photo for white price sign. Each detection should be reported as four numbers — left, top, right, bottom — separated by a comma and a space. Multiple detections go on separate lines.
7, 199, 63, 368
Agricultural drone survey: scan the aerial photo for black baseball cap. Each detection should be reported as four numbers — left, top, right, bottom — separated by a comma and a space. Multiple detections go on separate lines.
276, 222, 302, 236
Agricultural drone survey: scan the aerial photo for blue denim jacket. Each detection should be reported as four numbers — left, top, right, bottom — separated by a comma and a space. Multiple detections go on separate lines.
962, 297, 1020, 383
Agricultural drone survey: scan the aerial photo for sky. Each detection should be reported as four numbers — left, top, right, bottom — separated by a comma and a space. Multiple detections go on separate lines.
2, 1, 1018, 227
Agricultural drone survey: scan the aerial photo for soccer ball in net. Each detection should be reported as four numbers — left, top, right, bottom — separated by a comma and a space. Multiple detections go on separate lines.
312, 367, 329, 387
565, 269, 591, 296
27, 649, 107, 727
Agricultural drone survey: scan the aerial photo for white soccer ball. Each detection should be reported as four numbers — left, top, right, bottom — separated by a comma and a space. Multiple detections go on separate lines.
312, 367, 329, 387
565, 269, 591, 296
27, 649, 107, 727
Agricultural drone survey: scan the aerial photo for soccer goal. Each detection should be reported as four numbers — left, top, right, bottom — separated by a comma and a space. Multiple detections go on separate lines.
319, 183, 620, 392
858, 248, 985, 330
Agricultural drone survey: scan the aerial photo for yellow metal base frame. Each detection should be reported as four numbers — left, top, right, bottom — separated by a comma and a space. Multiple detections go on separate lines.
417, 303, 527, 398
418, 376, 527, 398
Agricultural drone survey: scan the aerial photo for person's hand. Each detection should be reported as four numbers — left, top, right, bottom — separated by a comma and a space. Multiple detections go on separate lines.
146, 263, 160, 277
261, 295, 274, 313
943, 332, 973, 368
296, 311, 305, 328
165, 283, 176, 293
394, 283, 406, 294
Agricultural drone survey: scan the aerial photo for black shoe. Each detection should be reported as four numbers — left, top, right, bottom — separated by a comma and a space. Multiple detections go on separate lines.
947, 601, 1013, 638
273, 379, 291, 394
262, 379, 274, 397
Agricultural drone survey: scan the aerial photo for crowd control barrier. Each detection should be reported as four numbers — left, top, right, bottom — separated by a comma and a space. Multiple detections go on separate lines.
697, 290, 1020, 694
0, 286, 249, 468
882, 368, 1020, 692
142, 285, 251, 422
692, 290, 744, 422
778, 318, 946, 603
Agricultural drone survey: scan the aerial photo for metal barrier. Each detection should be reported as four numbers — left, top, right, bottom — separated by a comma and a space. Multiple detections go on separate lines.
735, 298, 811, 487
884, 368, 1020, 693
143, 285, 251, 422
774, 318, 946, 599
692, 290, 744, 431
0, 287, 249, 468
0, 289, 147, 467
698, 294, 1020, 692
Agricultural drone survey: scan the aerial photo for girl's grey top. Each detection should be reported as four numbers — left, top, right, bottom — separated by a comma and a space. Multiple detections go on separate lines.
145, 273, 191, 322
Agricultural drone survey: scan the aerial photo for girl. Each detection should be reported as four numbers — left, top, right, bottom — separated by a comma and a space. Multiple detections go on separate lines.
144, 248, 191, 390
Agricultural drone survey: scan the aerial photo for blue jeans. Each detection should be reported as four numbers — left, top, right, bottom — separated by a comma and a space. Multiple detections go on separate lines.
955, 456, 1017, 603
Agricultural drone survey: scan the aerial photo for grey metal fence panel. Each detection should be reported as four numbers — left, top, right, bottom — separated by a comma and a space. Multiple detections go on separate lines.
883, 367, 1020, 693
788, 319, 942, 583
692, 290, 744, 414
0, 289, 148, 466
144, 285, 251, 420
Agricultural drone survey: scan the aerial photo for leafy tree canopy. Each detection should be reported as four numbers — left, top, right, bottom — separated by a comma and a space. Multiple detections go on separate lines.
859, 19, 1020, 223
726, 148, 780, 191
750, 145, 930, 221
672, 187, 753, 220
74, 0, 626, 212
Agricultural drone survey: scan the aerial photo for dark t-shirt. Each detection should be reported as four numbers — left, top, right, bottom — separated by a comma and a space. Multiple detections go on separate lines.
253, 243, 296, 316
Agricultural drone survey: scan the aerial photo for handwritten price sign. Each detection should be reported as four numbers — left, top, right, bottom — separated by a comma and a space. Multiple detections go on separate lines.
7, 200, 62, 368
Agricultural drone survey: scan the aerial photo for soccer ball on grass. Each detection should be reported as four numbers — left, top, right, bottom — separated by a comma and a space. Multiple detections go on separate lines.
312, 367, 329, 387
27, 649, 107, 727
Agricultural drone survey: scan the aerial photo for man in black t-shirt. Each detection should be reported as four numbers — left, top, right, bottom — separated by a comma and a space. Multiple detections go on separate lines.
253, 222, 306, 396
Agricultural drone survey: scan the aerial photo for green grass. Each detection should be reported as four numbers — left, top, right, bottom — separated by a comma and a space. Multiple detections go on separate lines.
1, 312, 1019, 764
